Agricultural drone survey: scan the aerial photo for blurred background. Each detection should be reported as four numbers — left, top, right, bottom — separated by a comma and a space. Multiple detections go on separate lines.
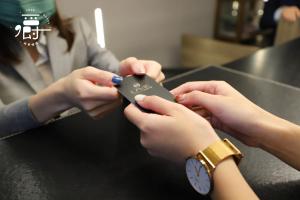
57, 0, 300, 68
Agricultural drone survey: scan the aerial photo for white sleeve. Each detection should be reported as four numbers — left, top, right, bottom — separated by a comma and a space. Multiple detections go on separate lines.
274, 7, 283, 22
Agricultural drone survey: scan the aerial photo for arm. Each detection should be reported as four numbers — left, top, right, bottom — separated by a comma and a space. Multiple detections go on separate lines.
124, 95, 258, 199
0, 67, 121, 136
256, 111, 300, 170
30, 55, 166, 122
212, 157, 258, 200
0, 98, 41, 137
172, 81, 300, 170
29, 67, 120, 123
0, 57, 165, 135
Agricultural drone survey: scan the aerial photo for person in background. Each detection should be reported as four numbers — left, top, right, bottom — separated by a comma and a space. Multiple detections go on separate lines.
260, 0, 300, 45
0, 0, 164, 136
125, 81, 300, 200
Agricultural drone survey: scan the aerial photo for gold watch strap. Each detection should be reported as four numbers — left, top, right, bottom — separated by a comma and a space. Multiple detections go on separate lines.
196, 138, 243, 174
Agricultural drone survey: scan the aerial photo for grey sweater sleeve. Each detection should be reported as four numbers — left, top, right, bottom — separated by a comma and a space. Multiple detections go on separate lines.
0, 98, 41, 138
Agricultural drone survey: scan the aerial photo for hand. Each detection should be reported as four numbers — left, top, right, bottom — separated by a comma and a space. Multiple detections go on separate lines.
124, 95, 219, 163
119, 57, 165, 82
61, 66, 121, 119
282, 6, 300, 22
171, 81, 279, 147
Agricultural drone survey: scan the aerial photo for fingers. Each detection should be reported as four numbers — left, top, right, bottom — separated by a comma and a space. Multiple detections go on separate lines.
171, 81, 218, 97
283, 7, 300, 22
120, 58, 165, 82
156, 72, 165, 83
79, 80, 119, 101
190, 106, 211, 118
140, 60, 163, 81
134, 95, 177, 115
79, 66, 118, 87
124, 104, 149, 127
120, 57, 146, 76
176, 91, 220, 114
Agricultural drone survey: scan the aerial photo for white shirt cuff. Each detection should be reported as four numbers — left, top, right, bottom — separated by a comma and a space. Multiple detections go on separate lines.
274, 7, 283, 22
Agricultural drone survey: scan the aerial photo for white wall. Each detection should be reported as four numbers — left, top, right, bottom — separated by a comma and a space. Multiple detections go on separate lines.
57, 0, 216, 67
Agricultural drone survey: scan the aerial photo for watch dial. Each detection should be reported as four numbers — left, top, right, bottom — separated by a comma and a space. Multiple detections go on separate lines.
186, 158, 211, 195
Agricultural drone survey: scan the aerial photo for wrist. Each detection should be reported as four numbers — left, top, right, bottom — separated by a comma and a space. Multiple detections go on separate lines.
29, 78, 72, 123
191, 128, 220, 156
53, 77, 73, 109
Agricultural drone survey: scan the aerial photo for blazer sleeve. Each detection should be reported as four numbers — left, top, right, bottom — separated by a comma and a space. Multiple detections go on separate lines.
0, 98, 41, 138
260, 0, 300, 29
78, 18, 120, 74
260, 0, 281, 29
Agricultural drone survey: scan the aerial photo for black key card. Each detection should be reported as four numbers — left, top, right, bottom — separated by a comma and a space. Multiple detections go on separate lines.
117, 75, 175, 112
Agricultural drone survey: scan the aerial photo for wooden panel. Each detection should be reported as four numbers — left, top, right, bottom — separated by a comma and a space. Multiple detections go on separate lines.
275, 19, 300, 46
181, 34, 259, 67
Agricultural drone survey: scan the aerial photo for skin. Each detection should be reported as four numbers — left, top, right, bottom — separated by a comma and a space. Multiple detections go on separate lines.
28, 56, 164, 123
125, 95, 220, 162
22, 32, 164, 122
172, 81, 300, 170
124, 81, 300, 199
281, 6, 300, 22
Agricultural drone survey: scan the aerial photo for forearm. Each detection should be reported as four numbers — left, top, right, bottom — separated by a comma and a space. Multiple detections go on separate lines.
211, 157, 258, 200
29, 78, 71, 123
258, 112, 300, 170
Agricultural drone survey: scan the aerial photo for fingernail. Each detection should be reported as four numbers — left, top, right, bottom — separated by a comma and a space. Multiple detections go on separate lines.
112, 76, 123, 85
139, 68, 146, 74
136, 65, 146, 74
135, 94, 146, 102
176, 94, 185, 102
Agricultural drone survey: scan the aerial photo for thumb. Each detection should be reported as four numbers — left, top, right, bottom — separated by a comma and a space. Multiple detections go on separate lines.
134, 95, 177, 115
176, 91, 222, 114
120, 57, 146, 76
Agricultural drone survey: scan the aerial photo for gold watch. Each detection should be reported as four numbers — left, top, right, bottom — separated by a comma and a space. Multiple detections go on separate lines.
185, 138, 243, 195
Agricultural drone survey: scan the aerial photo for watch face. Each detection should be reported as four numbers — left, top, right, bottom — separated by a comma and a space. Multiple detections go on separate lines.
186, 158, 211, 195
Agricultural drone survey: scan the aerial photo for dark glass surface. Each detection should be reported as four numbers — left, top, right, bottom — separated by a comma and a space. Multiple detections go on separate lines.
224, 38, 300, 88
0, 66, 299, 200
163, 67, 195, 79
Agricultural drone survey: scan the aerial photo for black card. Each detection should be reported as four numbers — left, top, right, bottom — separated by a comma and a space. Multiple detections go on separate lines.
117, 75, 175, 112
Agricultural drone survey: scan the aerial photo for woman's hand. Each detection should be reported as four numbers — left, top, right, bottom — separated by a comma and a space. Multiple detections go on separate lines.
172, 81, 300, 170
61, 66, 121, 119
119, 57, 165, 82
124, 95, 219, 163
281, 6, 300, 22
30, 66, 122, 122
171, 81, 286, 147
125, 94, 260, 200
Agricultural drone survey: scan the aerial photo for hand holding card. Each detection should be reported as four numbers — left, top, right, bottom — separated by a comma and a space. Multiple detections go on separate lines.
116, 75, 175, 112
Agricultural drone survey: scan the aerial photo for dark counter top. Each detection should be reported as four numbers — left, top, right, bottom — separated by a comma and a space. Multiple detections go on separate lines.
0, 66, 299, 200
224, 38, 300, 88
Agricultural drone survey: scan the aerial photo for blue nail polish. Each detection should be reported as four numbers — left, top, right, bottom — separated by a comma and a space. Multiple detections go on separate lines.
112, 76, 123, 85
